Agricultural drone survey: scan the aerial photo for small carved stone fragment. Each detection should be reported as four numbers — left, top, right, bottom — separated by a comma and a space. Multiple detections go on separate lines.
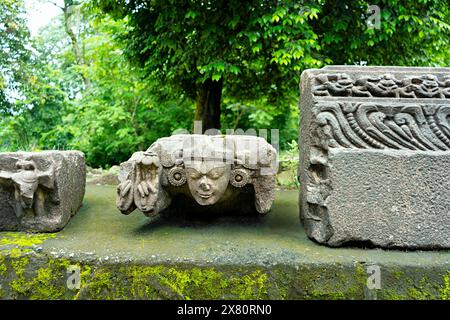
0, 151, 86, 232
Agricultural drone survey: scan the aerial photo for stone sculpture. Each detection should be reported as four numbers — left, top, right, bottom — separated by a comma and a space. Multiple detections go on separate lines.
117, 134, 278, 217
299, 66, 450, 249
0, 151, 86, 232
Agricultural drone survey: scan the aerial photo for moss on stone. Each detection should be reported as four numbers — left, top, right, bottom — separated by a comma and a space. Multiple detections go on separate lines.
0, 233, 56, 248
0, 255, 6, 276
83, 269, 113, 299
29, 259, 71, 299
0, 245, 448, 300
9, 256, 31, 296
438, 271, 450, 300
113, 265, 269, 300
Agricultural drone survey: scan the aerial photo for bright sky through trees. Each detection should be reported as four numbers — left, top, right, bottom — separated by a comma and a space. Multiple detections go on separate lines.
24, 0, 61, 36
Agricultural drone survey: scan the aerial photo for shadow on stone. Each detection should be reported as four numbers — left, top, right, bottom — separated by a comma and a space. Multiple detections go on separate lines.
133, 191, 271, 234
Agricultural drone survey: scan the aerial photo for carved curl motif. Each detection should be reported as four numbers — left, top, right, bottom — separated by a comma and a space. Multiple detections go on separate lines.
315, 102, 450, 151
313, 73, 450, 99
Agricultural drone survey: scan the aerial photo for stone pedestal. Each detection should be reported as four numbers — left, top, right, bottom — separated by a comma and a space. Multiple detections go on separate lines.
0, 151, 86, 232
299, 66, 450, 249
1, 186, 448, 300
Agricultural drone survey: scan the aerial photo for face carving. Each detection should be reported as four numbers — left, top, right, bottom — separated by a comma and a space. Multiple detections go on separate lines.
12, 160, 39, 208
185, 160, 230, 206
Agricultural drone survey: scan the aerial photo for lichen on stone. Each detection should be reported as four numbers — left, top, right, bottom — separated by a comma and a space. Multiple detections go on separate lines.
0, 232, 56, 249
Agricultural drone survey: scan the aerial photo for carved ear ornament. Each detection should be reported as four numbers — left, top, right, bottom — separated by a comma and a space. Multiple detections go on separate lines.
230, 168, 250, 188
167, 166, 187, 186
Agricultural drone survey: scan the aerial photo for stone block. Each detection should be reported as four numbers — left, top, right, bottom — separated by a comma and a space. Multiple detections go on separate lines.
117, 134, 278, 217
0, 151, 86, 232
299, 66, 450, 249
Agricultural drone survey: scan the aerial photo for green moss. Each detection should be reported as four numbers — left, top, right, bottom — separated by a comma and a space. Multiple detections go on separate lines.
304, 265, 366, 300
9, 256, 31, 296
392, 269, 404, 280
116, 265, 269, 300
29, 259, 71, 299
382, 290, 406, 300
84, 270, 113, 299
0, 255, 6, 276
3, 250, 72, 299
438, 271, 450, 300
0, 249, 448, 300
381, 271, 450, 300
0, 233, 56, 248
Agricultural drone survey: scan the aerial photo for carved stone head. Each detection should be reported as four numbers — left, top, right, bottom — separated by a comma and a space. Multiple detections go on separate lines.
117, 134, 278, 216
185, 160, 231, 206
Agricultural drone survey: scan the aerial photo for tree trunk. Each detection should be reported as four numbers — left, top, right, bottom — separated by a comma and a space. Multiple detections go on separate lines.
61, 2, 91, 91
195, 77, 223, 133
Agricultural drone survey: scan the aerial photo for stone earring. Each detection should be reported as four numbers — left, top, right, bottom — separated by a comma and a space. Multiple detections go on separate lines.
168, 166, 187, 186
229, 169, 249, 188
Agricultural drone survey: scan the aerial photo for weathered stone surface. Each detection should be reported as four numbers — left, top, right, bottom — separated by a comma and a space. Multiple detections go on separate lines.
0, 151, 86, 232
117, 134, 278, 217
1, 185, 449, 300
299, 66, 450, 249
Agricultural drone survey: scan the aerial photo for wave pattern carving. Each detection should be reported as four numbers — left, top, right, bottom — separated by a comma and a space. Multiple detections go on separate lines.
316, 103, 450, 151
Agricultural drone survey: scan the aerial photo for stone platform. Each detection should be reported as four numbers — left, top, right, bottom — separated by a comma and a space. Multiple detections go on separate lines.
0, 184, 448, 299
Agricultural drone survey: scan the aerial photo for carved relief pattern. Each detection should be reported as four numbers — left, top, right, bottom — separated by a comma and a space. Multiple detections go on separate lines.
0, 157, 56, 219
313, 73, 450, 98
316, 102, 450, 151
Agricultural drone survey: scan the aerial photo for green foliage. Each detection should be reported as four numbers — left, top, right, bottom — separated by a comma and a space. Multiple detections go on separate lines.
93, 0, 323, 116
58, 15, 194, 166
0, 7, 194, 167
0, 0, 31, 113
277, 140, 300, 188
0, 0, 449, 167
317, 0, 450, 66
0, 13, 78, 152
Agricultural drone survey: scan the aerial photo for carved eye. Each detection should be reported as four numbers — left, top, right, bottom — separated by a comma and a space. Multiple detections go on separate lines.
411, 78, 423, 85
186, 168, 202, 179
207, 167, 226, 179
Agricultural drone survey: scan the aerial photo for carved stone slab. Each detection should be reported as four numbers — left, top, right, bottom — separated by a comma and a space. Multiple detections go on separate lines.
0, 151, 86, 232
117, 134, 278, 218
299, 66, 450, 249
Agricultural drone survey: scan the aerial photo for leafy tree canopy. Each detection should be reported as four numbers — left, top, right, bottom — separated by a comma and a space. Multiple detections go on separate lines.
0, 0, 32, 113
93, 0, 449, 132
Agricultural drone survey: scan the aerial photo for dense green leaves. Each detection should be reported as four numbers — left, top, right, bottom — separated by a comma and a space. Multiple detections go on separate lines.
317, 0, 450, 66
0, 4, 193, 166
0, 0, 449, 167
94, 0, 323, 100
0, 0, 31, 113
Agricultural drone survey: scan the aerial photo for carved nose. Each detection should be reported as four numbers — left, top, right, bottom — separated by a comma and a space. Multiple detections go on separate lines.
199, 178, 211, 191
